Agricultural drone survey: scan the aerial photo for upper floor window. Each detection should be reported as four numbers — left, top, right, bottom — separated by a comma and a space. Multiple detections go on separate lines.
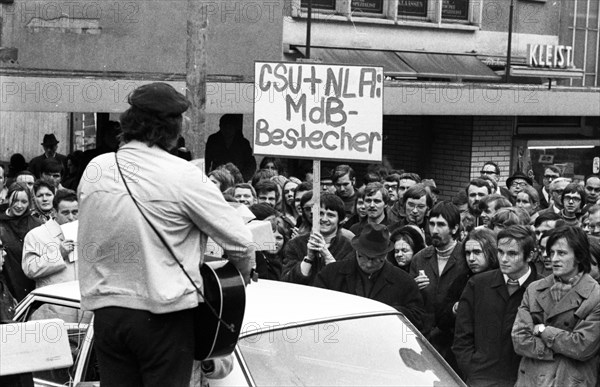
296, 0, 481, 26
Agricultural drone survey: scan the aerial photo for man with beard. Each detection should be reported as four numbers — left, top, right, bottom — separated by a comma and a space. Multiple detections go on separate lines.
410, 201, 469, 368
350, 183, 390, 236
465, 178, 491, 228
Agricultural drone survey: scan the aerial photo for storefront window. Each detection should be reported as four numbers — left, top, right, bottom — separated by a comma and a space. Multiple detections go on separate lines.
528, 140, 600, 184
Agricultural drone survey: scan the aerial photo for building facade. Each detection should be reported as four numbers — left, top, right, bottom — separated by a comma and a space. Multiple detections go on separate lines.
1, 0, 598, 197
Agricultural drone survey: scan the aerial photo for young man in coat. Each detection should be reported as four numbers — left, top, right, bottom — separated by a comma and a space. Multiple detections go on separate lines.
314, 223, 424, 329
453, 225, 540, 387
512, 225, 600, 387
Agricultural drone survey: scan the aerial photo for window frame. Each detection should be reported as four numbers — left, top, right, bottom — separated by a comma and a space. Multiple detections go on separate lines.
292, 0, 483, 28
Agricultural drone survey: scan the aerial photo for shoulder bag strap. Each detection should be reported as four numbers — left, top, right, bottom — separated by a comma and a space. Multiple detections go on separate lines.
114, 153, 235, 331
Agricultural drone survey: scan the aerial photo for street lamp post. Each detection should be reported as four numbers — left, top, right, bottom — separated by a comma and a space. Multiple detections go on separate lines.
505, 0, 515, 83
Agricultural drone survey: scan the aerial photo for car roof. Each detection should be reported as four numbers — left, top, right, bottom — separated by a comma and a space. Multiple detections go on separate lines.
30, 280, 397, 335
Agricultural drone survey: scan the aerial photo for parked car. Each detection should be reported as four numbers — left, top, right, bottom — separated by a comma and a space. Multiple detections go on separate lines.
13, 278, 465, 386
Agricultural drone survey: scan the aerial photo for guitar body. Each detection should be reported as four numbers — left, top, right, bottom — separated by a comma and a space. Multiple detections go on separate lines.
194, 261, 246, 361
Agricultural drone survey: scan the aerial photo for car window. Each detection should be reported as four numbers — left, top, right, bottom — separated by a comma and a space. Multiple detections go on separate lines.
238, 314, 463, 386
24, 301, 93, 386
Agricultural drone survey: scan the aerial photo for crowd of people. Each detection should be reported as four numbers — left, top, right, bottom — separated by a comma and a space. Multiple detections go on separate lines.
1, 104, 600, 385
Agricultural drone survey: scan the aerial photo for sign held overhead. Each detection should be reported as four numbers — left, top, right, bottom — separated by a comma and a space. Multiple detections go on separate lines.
253, 62, 384, 162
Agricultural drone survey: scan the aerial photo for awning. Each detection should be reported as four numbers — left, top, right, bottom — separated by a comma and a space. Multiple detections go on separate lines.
295, 46, 416, 77
294, 46, 501, 81
397, 52, 501, 81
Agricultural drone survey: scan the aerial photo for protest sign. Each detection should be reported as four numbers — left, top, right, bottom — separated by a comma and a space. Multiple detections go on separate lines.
253, 62, 383, 162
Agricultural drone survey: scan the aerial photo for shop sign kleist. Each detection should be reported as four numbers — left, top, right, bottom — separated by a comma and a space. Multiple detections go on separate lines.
528, 44, 573, 69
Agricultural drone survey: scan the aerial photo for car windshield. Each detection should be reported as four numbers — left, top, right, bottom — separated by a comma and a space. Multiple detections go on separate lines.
238, 314, 463, 386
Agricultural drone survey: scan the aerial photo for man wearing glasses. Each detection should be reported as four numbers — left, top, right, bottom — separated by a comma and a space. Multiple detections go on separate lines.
537, 166, 561, 209
506, 171, 533, 203
391, 184, 433, 245
537, 177, 572, 218
559, 183, 586, 226
480, 161, 512, 200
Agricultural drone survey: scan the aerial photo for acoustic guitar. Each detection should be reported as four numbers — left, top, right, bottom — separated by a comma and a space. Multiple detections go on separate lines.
193, 261, 246, 361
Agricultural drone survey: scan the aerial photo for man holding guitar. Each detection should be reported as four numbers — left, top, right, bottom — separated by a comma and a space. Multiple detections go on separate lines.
77, 83, 254, 387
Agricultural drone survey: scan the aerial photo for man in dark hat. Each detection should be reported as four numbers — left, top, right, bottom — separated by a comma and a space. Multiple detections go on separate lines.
77, 82, 254, 387
314, 223, 424, 329
506, 170, 533, 203
28, 134, 67, 179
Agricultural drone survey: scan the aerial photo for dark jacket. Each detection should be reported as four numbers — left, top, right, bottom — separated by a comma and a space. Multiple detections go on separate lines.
409, 242, 469, 336
255, 251, 282, 281
28, 153, 67, 179
205, 131, 256, 182
0, 274, 16, 322
281, 232, 354, 286
537, 186, 550, 209
349, 213, 392, 237
452, 268, 541, 387
314, 259, 424, 330
0, 213, 41, 301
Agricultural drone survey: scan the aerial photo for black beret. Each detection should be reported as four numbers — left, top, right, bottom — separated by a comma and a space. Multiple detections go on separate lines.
128, 82, 190, 116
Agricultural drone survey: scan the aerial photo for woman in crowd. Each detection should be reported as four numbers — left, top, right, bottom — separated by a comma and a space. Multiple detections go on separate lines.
280, 179, 299, 227
515, 184, 541, 225
30, 180, 56, 223
388, 225, 426, 272
512, 225, 600, 387
0, 182, 41, 301
208, 168, 235, 193
259, 157, 284, 177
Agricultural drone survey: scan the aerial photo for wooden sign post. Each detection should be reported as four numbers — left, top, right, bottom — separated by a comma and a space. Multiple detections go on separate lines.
253, 61, 384, 233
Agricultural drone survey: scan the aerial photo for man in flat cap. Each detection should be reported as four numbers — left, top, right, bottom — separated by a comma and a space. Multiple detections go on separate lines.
314, 223, 424, 329
78, 82, 254, 386
28, 133, 67, 179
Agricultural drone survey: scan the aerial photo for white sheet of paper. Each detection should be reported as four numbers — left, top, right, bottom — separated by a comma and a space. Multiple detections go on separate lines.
60, 220, 78, 262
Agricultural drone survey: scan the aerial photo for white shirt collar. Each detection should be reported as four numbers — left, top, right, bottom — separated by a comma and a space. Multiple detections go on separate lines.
504, 266, 532, 286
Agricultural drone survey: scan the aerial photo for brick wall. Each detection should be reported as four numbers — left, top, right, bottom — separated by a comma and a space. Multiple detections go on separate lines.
428, 116, 474, 201
470, 117, 515, 188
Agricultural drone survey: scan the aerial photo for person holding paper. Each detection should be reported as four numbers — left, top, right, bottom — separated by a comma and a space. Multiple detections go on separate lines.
22, 189, 78, 289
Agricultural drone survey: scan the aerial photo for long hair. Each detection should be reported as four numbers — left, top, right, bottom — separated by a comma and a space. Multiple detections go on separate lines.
465, 227, 499, 270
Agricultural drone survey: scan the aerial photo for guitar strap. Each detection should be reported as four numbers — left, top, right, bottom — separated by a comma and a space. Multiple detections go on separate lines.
114, 152, 234, 332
